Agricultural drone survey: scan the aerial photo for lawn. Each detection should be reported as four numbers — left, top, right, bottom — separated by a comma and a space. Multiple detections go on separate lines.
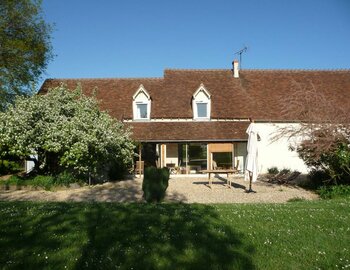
0, 199, 349, 269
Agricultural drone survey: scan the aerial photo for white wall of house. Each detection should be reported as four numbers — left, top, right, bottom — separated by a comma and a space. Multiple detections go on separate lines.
254, 123, 308, 173
25, 155, 36, 173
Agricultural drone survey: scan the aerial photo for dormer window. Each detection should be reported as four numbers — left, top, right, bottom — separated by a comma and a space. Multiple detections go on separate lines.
192, 83, 211, 120
133, 85, 151, 120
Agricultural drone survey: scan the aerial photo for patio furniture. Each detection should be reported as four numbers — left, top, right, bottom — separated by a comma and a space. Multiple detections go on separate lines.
166, 163, 177, 174
134, 161, 144, 175
201, 169, 238, 189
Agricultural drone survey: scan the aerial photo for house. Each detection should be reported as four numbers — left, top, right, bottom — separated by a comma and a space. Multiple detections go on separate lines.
38, 60, 350, 175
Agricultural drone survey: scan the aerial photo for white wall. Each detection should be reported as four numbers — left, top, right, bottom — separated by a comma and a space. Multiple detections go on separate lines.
254, 123, 308, 173
25, 155, 36, 173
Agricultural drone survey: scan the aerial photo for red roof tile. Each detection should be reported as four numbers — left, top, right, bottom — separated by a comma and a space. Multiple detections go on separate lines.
41, 69, 350, 121
126, 121, 249, 142
40, 69, 350, 141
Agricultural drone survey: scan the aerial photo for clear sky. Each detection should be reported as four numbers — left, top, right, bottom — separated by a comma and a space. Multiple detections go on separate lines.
41, 0, 350, 82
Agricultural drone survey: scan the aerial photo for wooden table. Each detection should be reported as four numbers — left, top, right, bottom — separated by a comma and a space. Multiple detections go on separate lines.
201, 169, 238, 189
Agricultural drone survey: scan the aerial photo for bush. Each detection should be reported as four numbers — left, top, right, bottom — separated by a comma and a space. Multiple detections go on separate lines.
301, 169, 331, 189
142, 167, 170, 203
280, 168, 291, 174
0, 175, 27, 189
0, 160, 22, 176
267, 167, 279, 174
317, 185, 350, 199
108, 161, 129, 181
55, 171, 79, 187
31, 175, 55, 190
298, 142, 350, 185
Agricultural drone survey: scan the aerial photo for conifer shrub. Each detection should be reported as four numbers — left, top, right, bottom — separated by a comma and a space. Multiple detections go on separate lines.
142, 167, 170, 203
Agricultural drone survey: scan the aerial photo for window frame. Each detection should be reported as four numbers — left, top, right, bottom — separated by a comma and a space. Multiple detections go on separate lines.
192, 83, 211, 120
132, 85, 151, 121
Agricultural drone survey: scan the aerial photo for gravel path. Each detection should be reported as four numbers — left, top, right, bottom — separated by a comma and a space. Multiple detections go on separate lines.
0, 175, 318, 203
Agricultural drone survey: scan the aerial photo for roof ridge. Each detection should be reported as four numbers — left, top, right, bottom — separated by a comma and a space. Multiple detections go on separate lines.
241, 68, 350, 72
46, 77, 164, 81
164, 68, 231, 72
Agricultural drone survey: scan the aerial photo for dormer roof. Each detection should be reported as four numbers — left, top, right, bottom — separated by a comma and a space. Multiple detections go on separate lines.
39, 69, 350, 122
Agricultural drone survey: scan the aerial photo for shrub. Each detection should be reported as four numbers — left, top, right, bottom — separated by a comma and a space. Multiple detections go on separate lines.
280, 168, 291, 174
317, 185, 350, 199
107, 161, 129, 181
298, 142, 350, 185
300, 169, 330, 190
267, 167, 279, 174
31, 175, 55, 190
55, 171, 79, 187
0, 160, 22, 176
142, 167, 170, 203
0, 175, 27, 189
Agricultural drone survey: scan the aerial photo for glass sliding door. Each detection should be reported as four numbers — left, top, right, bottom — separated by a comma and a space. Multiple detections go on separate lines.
212, 152, 232, 169
187, 143, 207, 173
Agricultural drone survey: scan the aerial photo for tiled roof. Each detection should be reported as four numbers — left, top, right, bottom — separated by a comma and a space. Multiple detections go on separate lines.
40, 78, 163, 120
41, 69, 350, 121
126, 121, 249, 142
40, 68, 350, 141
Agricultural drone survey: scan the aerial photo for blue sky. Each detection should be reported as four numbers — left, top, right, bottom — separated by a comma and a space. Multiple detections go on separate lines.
41, 0, 350, 82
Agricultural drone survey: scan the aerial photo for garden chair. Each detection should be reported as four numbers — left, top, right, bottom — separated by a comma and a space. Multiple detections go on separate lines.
135, 161, 144, 175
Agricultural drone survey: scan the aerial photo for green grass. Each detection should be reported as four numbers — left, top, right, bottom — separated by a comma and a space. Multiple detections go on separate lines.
0, 199, 349, 269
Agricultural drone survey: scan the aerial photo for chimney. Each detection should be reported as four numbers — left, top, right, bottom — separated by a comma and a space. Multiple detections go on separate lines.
232, 59, 239, 78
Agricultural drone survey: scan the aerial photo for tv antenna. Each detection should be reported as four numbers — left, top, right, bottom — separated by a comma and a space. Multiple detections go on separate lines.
234, 46, 248, 69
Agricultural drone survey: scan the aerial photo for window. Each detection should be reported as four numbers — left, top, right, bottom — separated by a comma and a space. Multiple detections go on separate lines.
136, 103, 148, 119
133, 85, 151, 120
196, 102, 208, 118
192, 83, 211, 120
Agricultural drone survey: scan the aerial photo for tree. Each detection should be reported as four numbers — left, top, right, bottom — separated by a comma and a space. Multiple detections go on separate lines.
0, 84, 135, 180
275, 81, 350, 184
0, 0, 53, 110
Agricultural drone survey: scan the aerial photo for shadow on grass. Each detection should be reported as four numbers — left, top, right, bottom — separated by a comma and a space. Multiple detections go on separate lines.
0, 202, 255, 269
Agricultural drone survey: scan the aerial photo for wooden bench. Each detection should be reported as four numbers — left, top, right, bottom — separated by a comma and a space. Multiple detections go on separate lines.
201, 169, 238, 189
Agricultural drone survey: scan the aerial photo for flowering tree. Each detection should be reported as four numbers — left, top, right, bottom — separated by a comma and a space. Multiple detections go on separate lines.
0, 84, 135, 179
276, 81, 350, 184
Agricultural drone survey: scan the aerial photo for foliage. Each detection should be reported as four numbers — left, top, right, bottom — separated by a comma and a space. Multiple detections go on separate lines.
1, 172, 82, 190
267, 167, 279, 174
107, 160, 129, 181
0, 175, 27, 187
279, 168, 291, 174
298, 142, 350, 185
0, 159, 22, 175
142, 167, 170, 202
0, 0, 53, 110
318, 185, 350, 199
54, 171, 80, 187
276, 81, 350, 185
0, 84, 135, 181
30, 175, 55, 190
298, 169, 331, 190
0, 200, 350, 269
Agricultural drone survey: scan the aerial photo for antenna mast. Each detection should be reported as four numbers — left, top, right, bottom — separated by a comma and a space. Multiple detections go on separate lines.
234, 46, 248, 69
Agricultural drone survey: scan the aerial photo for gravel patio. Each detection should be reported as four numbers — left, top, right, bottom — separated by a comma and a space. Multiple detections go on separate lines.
0, 174, 318, 203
